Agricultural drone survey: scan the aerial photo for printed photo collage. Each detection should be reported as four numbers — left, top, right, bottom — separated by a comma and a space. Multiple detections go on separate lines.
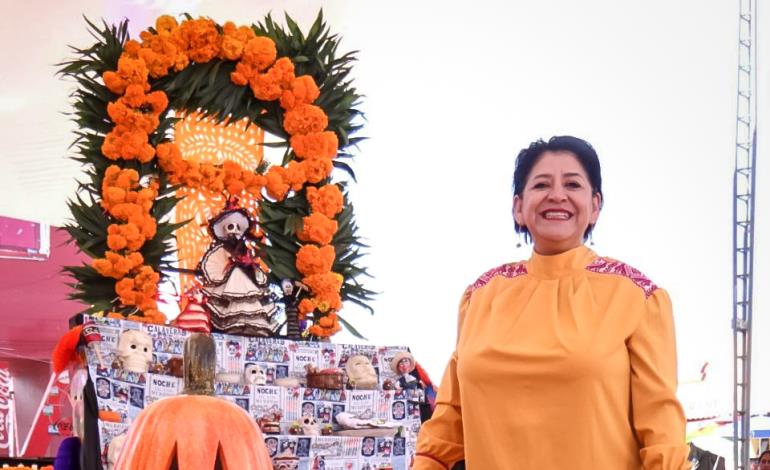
265, 434, 414, 470
82, 316, 422, 469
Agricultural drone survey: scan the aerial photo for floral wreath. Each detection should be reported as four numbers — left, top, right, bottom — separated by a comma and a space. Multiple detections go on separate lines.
60, 12, 373, 338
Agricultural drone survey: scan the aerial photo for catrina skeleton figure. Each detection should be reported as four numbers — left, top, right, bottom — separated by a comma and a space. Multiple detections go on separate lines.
199, 198, 279, 336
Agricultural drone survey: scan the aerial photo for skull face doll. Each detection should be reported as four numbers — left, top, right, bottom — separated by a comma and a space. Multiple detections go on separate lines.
116, 330, 153, 373
244, 363, 267, 385
199, 199, 279, 336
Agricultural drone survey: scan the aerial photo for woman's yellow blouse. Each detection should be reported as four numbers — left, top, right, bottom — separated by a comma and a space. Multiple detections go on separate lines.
414, 245, 690, 470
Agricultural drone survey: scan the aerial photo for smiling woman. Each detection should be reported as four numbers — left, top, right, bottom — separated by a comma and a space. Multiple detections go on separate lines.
413, 136, 691, 470
512, 136, 603, 254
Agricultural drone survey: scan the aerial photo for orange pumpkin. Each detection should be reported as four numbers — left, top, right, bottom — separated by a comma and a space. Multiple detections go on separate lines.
114, 334, 272, 469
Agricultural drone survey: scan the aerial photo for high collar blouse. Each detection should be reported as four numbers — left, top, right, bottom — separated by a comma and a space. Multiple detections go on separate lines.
414, 245, 690, 470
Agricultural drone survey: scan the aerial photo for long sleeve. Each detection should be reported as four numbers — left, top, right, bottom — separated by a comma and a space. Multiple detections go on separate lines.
413, 289, 471, 470
628, 288, 691, 469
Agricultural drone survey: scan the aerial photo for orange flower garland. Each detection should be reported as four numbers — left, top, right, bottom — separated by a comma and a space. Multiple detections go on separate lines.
297, 212, 338, 246
92, 14, 348, 336
306, 185, 344, 218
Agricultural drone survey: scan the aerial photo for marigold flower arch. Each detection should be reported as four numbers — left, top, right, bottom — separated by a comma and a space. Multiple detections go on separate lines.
61, 13, 372, 338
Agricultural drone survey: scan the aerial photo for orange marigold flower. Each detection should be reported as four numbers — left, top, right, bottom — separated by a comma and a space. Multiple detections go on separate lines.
101, 126, 155, 162
137, 45, 172, 79
115, 277, 137, 304
269, 58, 296, 88
106, 87, 167, 133
146, 90, 169, 113
103, 71, 128, 96
302, 157, 334, 184
121, 85, 168, 113
241, 36, 277, 71
226, 179, 245, 195
102, 56, 150, 95
284, 160, 307, 191
249, 72, 282, 101
316, 291, 342, 311
302, 271, 343, 296
280, 75, 320, 110
140, 308, 167, 325
155, 15, 178, 34
306, 184, 344, 218
123, 40, 142, 58
290, 131, 338, 160
116, 265, 160, 309
309, 313, 341, 337
221, 22, 256, 61
110, 166, 139, 190
245, 173, 267, 196
231, 62, 260, 86
298, 212, 338, 246
103, 186, 127, 207
296, 244, 336, 276
156, 141, 185, 182
108, 202, 140, 222
107, 223, 146, 251
173, 53, 190, 71
106, 232, 127, 251
175, 18, 221, 64
265, 166, 289, 201
101, 166, 141, 211
283, 104, 328, 136
92, 251, 144, 279
222, 160, 246, 194
198, 163, 225, 193
298, 298, 316, 315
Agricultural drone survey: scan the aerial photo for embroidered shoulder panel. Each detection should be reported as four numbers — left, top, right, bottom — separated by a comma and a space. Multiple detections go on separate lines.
585, 257, 658, 298
469, 262, 528, 293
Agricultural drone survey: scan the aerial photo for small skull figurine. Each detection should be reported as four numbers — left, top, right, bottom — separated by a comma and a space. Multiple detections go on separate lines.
244, 364, 267, 385
115, 330, 153, 373
300, 415, 320, 436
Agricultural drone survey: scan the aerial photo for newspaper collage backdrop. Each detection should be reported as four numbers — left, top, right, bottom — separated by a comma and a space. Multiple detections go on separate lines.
83, 315, 420, 469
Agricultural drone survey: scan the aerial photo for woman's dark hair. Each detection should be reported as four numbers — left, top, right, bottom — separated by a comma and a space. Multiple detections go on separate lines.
512, 135, 603, 240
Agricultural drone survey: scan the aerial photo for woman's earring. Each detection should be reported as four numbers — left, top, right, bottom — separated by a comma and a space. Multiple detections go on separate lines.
589, 232, 595, 246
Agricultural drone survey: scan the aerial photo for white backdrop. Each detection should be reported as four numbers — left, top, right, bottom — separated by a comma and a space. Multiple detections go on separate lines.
1, 0, 768, 415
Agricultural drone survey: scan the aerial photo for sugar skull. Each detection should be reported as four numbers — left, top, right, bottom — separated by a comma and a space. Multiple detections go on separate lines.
244, 364, 267, 385
300, 415, 320, 436
115, 330, 153, 373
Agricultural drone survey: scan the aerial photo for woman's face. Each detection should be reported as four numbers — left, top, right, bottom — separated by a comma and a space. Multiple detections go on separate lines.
513, 151, 601, 255
759, 452, 770, 469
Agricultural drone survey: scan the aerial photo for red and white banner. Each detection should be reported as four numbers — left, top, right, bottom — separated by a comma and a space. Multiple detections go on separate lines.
0, 361, 15, 456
